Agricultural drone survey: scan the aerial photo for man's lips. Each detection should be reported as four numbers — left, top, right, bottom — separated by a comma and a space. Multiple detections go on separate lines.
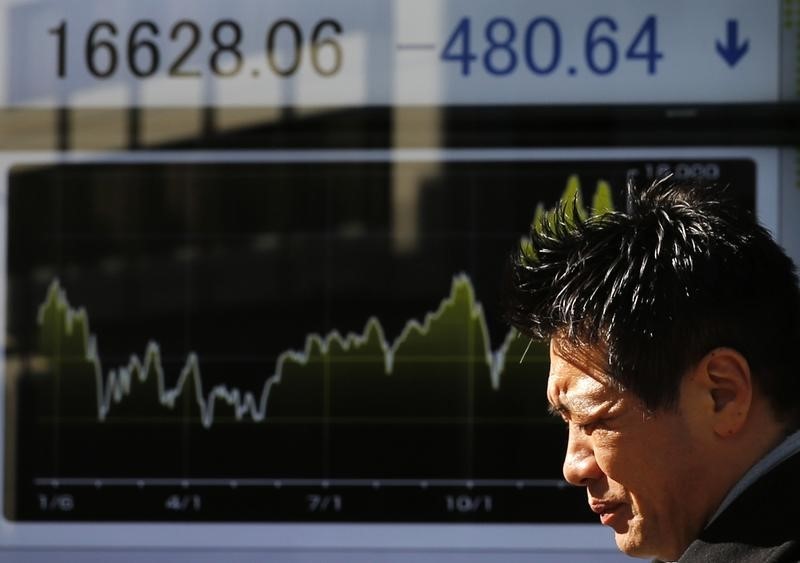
589, 500, 624, 525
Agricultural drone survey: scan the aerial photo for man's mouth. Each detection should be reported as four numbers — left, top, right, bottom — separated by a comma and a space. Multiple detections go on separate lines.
589, 500, 624, 526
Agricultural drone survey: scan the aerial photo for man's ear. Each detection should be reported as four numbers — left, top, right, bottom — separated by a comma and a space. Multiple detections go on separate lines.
693, 348, 753, 438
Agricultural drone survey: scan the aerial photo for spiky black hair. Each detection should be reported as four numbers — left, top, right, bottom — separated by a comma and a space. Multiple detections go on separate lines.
504, 177, 800, 420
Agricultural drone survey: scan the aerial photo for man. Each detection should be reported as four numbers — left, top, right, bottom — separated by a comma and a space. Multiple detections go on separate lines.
502, 177, 800, 562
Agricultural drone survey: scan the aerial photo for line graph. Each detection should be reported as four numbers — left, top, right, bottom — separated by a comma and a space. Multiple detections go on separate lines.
5, 158, 756, 522
40, 274, 519, 429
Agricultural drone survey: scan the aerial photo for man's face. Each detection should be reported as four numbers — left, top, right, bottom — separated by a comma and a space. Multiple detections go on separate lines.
547, 339, 711, 561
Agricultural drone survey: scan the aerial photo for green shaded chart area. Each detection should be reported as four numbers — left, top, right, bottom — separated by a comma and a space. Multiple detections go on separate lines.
37, 274, 541, 428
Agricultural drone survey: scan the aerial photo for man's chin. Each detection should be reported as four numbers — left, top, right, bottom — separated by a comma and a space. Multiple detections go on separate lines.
614, 533, 651, 559
611, 519, 649, 559
614, 530, 674, 562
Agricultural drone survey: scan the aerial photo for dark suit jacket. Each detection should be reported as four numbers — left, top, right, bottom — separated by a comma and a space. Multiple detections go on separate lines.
672, 450, 800, 562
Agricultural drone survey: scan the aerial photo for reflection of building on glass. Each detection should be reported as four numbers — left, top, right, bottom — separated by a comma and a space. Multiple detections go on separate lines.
0, 0, 795, 559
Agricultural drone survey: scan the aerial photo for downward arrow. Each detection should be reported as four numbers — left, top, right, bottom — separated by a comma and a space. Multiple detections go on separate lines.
715, 19, 749, 67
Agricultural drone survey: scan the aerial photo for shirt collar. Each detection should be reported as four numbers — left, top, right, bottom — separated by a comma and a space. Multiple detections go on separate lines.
706, 428, 800, 526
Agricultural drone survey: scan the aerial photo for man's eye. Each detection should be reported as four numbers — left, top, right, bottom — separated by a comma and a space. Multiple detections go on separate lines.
576, 419, 604, 433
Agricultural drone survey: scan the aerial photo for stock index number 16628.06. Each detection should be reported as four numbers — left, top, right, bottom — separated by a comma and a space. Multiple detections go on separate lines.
48, 18, 344, 80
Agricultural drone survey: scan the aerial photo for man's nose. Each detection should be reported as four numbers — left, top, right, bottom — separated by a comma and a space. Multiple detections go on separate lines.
562, 425, 603, 486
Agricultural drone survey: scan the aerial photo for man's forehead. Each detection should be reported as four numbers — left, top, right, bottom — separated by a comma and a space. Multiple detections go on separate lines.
548, 369, 615, 414
547, 339, 617, 412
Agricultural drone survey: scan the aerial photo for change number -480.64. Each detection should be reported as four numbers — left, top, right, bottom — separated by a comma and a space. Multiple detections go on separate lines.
441, 15, 662, 76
